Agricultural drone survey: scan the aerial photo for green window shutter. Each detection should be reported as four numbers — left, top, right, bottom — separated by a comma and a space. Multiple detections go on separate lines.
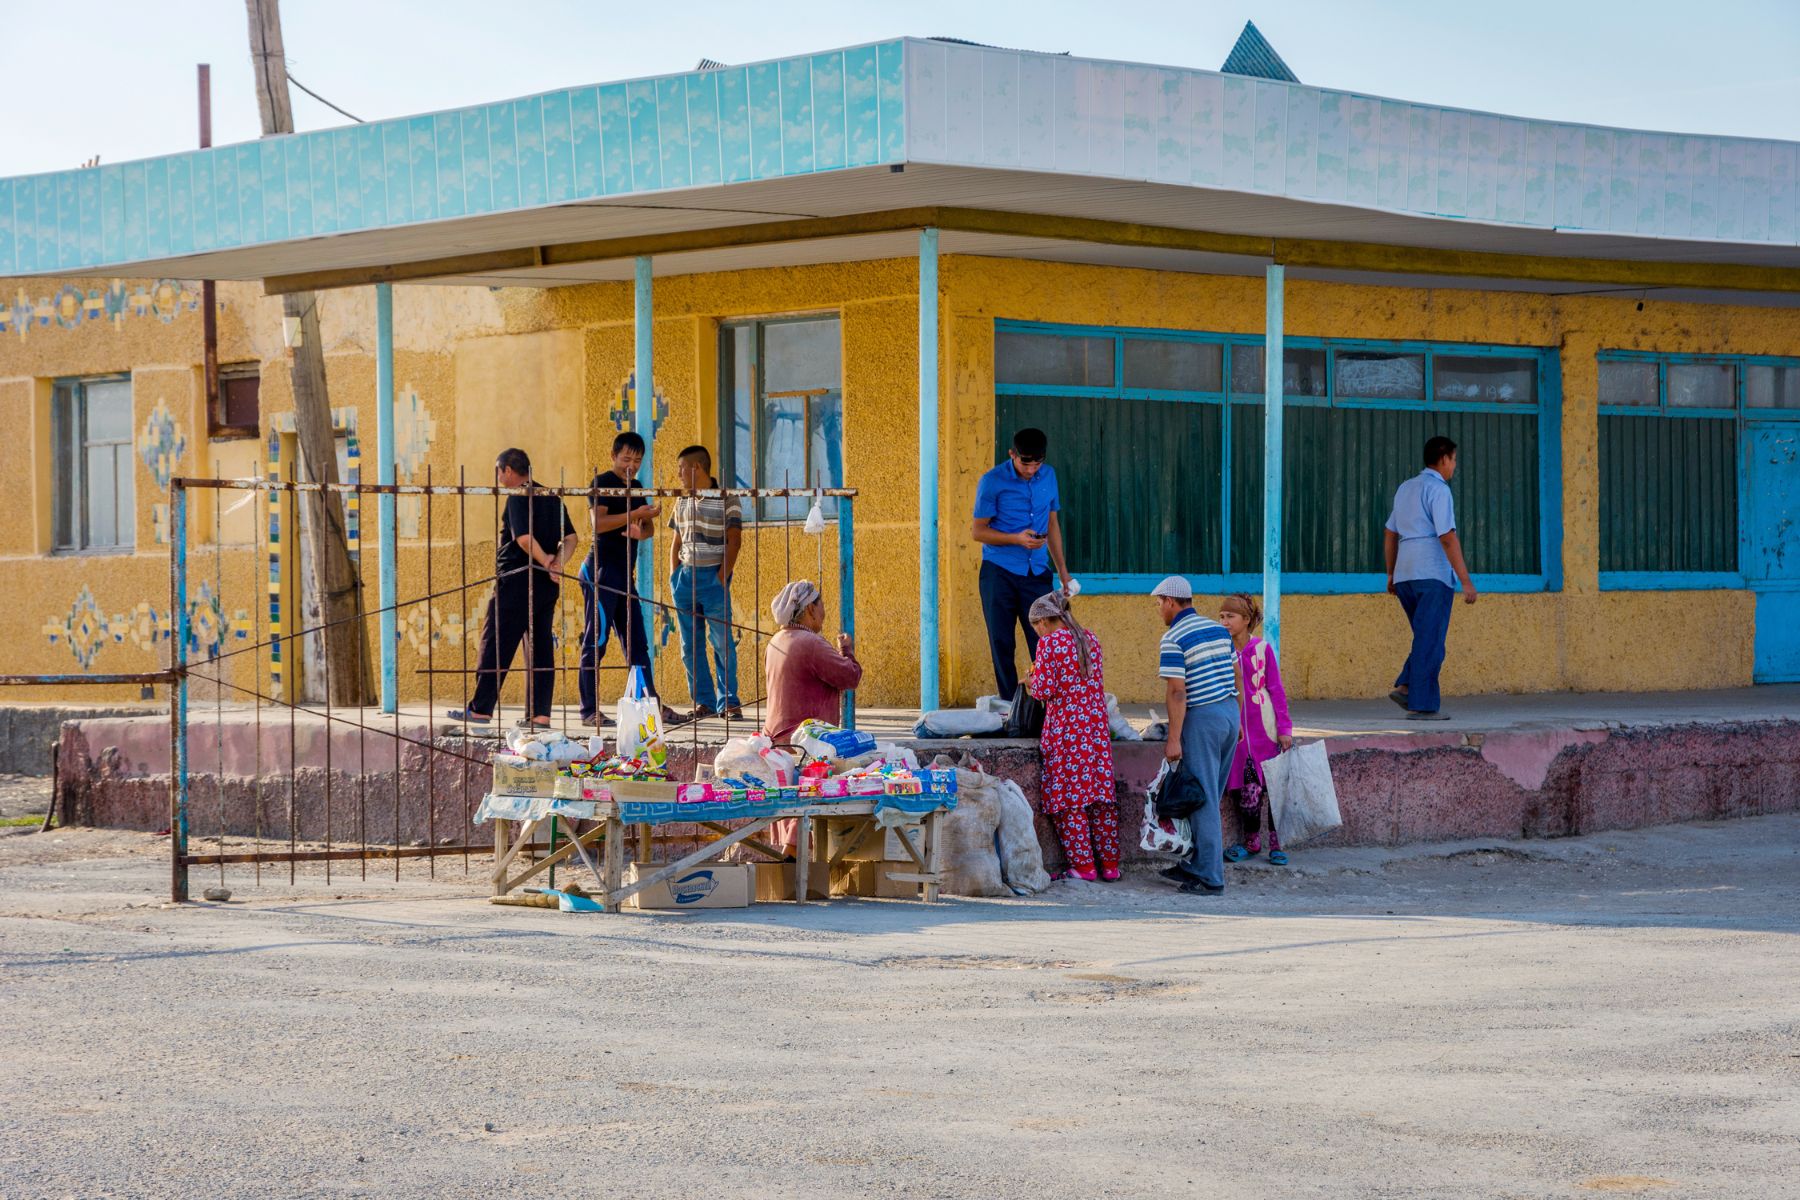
1599, 414, 1737, 572
1232, 406, 1539, 575
995, 394, 1221, 573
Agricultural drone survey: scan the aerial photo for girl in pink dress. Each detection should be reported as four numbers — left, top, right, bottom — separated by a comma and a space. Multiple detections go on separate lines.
1219, 594, 1295, 866
1026, 591, 1119, 882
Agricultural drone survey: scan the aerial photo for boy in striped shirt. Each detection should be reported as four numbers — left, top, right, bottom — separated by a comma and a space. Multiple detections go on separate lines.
669, 445, 744, 720
1154, 576, 1241, 895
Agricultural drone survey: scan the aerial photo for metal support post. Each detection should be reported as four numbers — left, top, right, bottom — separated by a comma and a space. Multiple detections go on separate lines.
633, 255, 656, 667
838, 497, 857, 729
376, 282, 397, 712
171, 483, 191, 902
918, 227, 940, 712
1263, 263, 1285, 656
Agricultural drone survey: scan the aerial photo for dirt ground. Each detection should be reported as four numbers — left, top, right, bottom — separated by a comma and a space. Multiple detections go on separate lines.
2, 814, 1797, 1200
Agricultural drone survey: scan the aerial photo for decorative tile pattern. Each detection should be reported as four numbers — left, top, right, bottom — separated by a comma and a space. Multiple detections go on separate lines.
0, 280, 202, 339
394, 385, 437, 538
43, 586, 111, 669
609, 371, 669, 436
0, 42, 908, 276
266, 408, 361, 694
138, 401, 188, 492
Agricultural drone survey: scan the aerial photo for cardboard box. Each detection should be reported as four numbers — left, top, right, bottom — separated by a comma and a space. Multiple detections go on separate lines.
751, 862, 831, 902
829, 820, 924, 863
831, 860, 922, 900
623, 861, 753, 910
490, 755, 560, 798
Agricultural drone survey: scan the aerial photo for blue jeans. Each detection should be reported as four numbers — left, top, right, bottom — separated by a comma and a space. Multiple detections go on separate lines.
1392, 579, 1455, 713
672, 564, 740, 712
1179, 696, 1239, 889
578, 559, 654, 720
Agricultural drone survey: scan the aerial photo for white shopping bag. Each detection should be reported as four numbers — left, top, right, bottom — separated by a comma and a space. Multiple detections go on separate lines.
1263, 740, 1343, 846
1139, 760, 1194, 856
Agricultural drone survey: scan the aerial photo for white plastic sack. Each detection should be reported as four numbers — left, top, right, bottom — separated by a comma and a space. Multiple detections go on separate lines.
975, 694, 1012, 716
713, 735, 780, 785
1138, 760, 1194, 855
1104, 694, 1142, 742
1263, 740, 1343, 846
914, 709, 1005, 738
994, 779, 1052, 894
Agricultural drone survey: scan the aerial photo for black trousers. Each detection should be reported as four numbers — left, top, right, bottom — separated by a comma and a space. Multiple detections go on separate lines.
468, 574, 560, 721
978, 560, 1054, 702
579, 569, 654, 719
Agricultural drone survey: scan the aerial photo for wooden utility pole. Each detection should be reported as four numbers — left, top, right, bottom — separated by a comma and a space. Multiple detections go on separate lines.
244, 0, 369, 705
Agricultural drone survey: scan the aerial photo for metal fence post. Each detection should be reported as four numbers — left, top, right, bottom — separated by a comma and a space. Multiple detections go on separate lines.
838, 496, 856, 729
170, 481, 190, 902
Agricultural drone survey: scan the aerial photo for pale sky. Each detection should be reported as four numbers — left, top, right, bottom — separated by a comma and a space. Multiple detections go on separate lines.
4, 0, 1798, 178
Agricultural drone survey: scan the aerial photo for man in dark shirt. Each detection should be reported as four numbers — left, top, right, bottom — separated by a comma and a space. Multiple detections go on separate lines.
450, 447, 577, 728
579, 431, 667, 727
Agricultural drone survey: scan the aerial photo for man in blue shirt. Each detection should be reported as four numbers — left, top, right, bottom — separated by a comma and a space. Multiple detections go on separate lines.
972, 428, 1072, 701
1383, 436, 1478, 720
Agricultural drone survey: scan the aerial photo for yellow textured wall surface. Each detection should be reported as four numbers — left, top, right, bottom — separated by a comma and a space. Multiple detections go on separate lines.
936, 255, 1800, 703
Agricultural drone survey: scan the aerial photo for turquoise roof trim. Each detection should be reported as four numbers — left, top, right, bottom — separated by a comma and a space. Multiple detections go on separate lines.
1220, 21, 1299, 83
0, 41, 906, 276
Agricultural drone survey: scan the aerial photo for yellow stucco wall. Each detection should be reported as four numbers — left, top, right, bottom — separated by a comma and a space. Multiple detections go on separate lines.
0, 255, 1787, 711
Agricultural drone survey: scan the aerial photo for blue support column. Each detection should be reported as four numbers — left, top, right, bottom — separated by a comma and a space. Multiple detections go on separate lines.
375, 283, 397, 713
838, 497, 857, 729
918, 228, 940, 713
633, 256, 656, 668
171, 483, 190, 902
1262, 264, 1285, 656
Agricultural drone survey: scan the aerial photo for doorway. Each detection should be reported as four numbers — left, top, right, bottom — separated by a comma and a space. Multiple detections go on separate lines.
1745, 423, 1800, 682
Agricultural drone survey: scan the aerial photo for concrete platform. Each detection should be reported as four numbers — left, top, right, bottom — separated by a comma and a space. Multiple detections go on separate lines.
50, 686, 1800, 867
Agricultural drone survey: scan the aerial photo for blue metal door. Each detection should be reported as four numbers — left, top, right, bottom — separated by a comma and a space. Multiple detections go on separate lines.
1745, 423, 1800, 682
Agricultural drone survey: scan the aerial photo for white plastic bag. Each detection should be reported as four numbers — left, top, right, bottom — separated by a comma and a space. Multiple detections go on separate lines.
913, 709, 1005, 738
1263, 740, 1343, 846
975, 695, 1012, 716
1104, 694, 1142, 741
1139, 760, 1194, 855
615, 667, 661, 760
712, 734, 792, 785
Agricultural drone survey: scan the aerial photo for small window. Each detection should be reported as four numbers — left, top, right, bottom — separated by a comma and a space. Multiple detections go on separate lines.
995, 330, 1113, 388
1121, 339, 1221, 392
1230, 346, 1327, 397
1434, 356, 1536, 404
1667, 362, 1735, 409
1598, 360, 1659, 407
1334, 350, 1425, 401
52, 377, 135, 553
1747, 364, 1800, 410
720, 315, 844, 520
212, 364, 261, 438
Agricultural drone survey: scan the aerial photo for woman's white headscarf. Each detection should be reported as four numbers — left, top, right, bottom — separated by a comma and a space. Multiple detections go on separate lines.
771, 580, 822, 627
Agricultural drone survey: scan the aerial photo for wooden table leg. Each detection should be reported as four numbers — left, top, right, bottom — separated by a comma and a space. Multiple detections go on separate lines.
794, 815, 813, 905
491, 818, 511, 897
923, 809, 944, 903
602, 813, 625, 912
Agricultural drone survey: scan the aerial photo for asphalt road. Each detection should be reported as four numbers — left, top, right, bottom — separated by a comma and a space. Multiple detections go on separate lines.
2, 815, 1797, 1199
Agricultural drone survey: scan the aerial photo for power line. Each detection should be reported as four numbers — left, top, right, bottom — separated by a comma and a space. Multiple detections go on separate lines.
288, 74, 363, 123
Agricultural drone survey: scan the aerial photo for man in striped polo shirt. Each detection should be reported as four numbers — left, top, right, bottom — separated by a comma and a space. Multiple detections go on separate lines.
1154, 576, 1241, 895
669, 445, 744, 720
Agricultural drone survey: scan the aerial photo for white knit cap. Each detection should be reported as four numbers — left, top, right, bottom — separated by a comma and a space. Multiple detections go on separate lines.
1150, 576, 1193, 600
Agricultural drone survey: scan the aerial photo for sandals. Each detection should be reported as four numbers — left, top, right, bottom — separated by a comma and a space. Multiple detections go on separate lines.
1054, 868, 1097, 882
1224, 844, 1252, 863
1268, 849, 1289, 867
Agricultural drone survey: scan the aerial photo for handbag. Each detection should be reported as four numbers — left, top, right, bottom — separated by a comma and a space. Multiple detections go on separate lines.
1151, 758, 1205, 820
1003, 686, 1045, 739
1139, 761, 1194, 855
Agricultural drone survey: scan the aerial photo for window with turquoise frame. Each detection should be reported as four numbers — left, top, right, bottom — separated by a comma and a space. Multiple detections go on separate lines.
718, 314, 844, 521
1597, 351, 1800, 589
994, 322, 1562, 595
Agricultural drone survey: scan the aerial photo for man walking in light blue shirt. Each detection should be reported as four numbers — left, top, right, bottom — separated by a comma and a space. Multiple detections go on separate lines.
1384, 436, 1478, 720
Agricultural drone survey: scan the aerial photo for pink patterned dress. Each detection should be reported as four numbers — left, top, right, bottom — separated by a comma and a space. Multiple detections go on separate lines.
1027, 628, 1115, 816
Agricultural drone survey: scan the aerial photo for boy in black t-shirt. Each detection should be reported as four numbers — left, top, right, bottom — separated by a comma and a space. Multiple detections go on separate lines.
578, 431, 675, 726
449, 448, 577, 728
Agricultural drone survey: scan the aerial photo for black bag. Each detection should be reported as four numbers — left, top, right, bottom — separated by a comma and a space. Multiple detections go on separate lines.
1003, 686, 1045, 739
1153, 759, 1206, 820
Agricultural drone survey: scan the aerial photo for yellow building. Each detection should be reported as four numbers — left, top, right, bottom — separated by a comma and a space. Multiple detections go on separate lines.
4, 38, 1798, 713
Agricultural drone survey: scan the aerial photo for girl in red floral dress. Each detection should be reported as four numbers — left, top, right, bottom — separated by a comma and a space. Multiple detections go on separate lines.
1026, 592, 1119, 882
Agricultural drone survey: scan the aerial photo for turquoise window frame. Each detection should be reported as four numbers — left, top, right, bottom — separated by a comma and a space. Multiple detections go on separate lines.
995, 320, 1563, 596
1597, 349, 1800, 592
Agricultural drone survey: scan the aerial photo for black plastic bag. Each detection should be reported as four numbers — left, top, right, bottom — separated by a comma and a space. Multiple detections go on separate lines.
1004, 687, 1045, 739
1152, 759, 1205, 819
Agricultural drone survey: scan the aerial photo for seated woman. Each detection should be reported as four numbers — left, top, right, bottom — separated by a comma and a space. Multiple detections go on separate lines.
1026, 590, 1119, 882
765, 579, 864, 745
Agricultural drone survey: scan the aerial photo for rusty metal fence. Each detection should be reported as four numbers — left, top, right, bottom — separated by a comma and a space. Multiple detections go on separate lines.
157, 474, 856, 902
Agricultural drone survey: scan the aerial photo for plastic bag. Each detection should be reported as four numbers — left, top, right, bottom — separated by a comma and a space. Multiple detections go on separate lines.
1138, 761, 1194, 856
1002, 687, 1044, 739
913, 709, 1006, 738
1264, 740, 1343, 846
712, 734, 791, 786
1104, 694, 1142, 742
795, 719, 878, 762
615, 667, 663, 763
975, 694, 1012, 716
